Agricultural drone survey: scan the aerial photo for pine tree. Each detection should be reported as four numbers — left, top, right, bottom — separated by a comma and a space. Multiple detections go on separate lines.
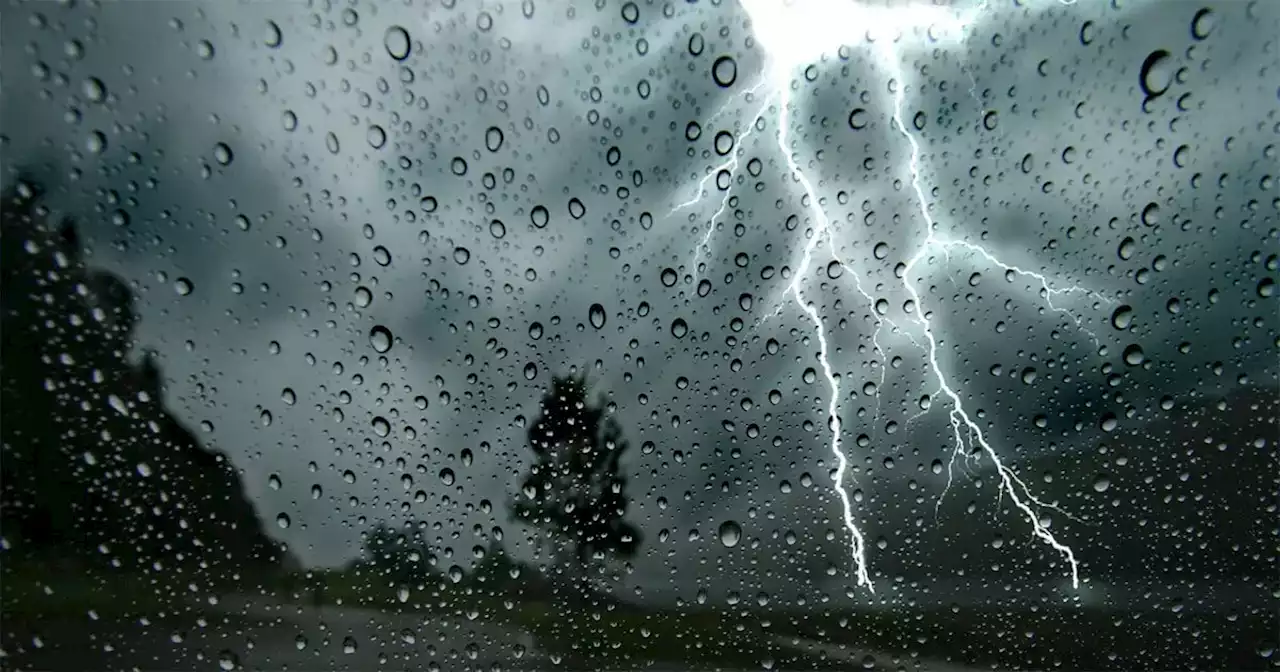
511, 373, 640, 594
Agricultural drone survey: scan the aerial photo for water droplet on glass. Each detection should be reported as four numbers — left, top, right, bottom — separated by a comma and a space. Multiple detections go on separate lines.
453, 247, 471, 265
1110, 305, 1133, 330
1093, 475, 1111, 493
1190, 8, 1214, 40
530, 205, 549, 228
83, 77, 106, 102
670, 318, 688, 338
276, 513, 291, 529
711, 55, 737, 87
385, 26, 411, 60
367, 124, 386, 149
1138, 49, 1172, 100
1123, 344, 1145, 366
718, 520, 742, 548
264, 20, 282, 48
485, 126, 504, 152
213, 142, 233, 165
175, 278, 194, 296
369, 325, 393, 353
440, 468, 455, 485
588, 303, 606, 329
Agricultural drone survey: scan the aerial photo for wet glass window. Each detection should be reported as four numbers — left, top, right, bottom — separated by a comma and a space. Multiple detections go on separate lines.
2, 1, 1277, 670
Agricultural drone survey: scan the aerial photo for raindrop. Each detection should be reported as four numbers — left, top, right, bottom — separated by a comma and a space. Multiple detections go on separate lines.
529, 322, 544, 340
440, 468, 456, 485
213, 142, 234, 165
369, 325, 393, 353
385, 26, 411, 60
268, 474, 282, 490
981, 110, 998, 131
342, 637, 358, 654
714, 130, 734, 156
531, 205, 549, 228
489, 219, 506, 239
218, 650, 239, 671
847, 108, 868, 130
1117, 237, 1136, 260
282, 388, 296, 405
1093, 475, 1111, 493
421, 196, 438, 212
1138, 49, 1172, 101
453, 247, 471, 264
1122, 344, 1145, 366
524, 362, 537, 380
661, 268, 678, 287
718, 520, 742, 548
367, 125, 386, 149
83, 77, 107, 102
568, 198, 586, 219
174, 278, 194, 296
1141, 202, 1160, 226
670, 318, 688, 338
450, 157, 468, 175
264, 20, 282, 48
277, 513, 291, 529
688, 33, 704, 56
1190, 8, 1214, 40
588, 303, 607, 329
1110, 305, 1133, 330
711, 55, 737, 87
621, 1, 639, 23
485, 126, 504, 152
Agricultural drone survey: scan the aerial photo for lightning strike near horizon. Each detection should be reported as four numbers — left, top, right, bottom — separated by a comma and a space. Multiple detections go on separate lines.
674, 0, 1105, 591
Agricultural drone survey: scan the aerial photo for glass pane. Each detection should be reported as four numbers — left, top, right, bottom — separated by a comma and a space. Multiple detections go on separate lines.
3, 1, 1276, 670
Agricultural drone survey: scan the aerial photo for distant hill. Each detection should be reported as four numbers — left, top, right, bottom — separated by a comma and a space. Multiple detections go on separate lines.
0, 174, 286, 573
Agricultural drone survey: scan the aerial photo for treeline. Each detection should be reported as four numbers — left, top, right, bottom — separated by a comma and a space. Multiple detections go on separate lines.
0, 174, 286, 577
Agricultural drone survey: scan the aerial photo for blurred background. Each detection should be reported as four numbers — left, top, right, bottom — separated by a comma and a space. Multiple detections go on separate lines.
1, 0, 1276, 670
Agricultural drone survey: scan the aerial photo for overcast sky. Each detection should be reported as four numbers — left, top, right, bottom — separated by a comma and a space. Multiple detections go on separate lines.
3, 0, 1276, 606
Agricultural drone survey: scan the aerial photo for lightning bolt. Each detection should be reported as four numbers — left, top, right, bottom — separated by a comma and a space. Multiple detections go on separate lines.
673, 0, 1100, 591
671, 78, 775, 281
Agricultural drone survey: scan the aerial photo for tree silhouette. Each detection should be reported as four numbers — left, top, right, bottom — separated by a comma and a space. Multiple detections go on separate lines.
0, 173, 285, 576
511, 373, 641, 593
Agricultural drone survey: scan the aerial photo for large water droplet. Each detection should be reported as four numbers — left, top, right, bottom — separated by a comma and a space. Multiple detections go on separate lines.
369, 325, 393, 353
711, 55, 737, 87
718, 520, 742, 548
588, 303, 606, 329
1138, 49, 1172, 100
384, 26, 411, 60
